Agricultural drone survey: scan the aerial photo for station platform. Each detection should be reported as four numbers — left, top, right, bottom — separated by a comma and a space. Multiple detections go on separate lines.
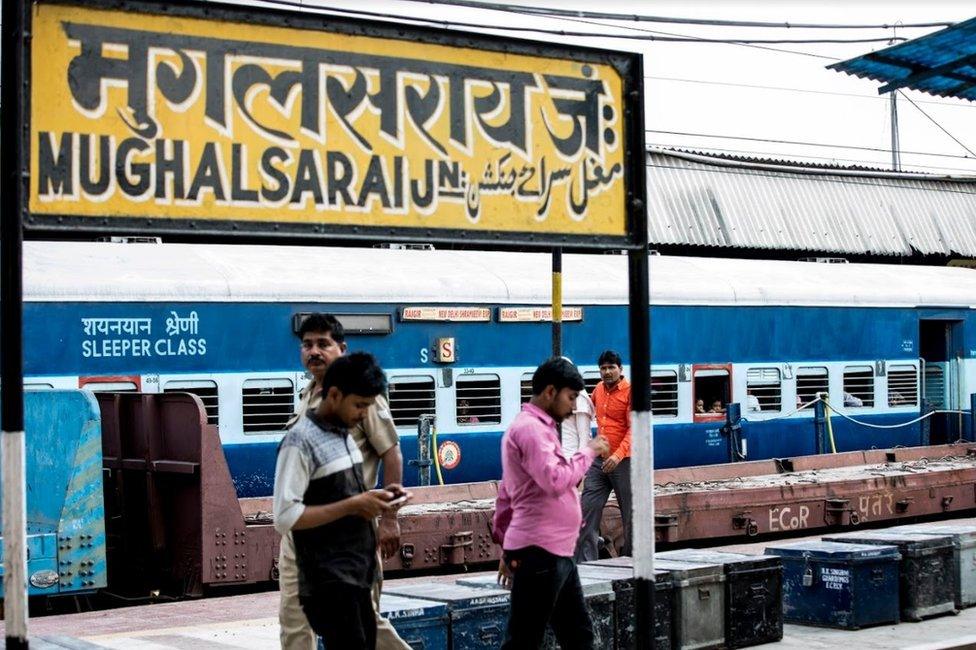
6, 580, 976, 649
9, 514, 976, 649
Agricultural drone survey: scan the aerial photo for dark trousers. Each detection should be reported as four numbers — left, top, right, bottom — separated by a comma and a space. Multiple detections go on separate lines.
502, 546, 594, 650
301, 584, 376, 650
575, 457, 632, 562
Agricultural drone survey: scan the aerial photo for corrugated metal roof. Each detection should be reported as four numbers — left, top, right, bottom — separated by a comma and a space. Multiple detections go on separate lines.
645, 149, 976, 256
828, 17, 976, 101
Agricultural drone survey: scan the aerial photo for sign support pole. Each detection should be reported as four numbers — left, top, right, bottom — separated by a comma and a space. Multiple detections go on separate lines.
551, 247, 563, 357
2, 0, 30, 647
630, 246, 654, 648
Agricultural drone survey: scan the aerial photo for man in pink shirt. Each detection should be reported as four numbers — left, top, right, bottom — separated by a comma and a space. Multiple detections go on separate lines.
493, 357, 610, 649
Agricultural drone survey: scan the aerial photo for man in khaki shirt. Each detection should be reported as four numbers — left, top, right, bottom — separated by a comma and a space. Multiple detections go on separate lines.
279, 313, 410, 650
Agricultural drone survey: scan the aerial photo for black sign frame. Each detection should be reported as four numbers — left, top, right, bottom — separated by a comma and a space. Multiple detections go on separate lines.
24, 0, 647, 251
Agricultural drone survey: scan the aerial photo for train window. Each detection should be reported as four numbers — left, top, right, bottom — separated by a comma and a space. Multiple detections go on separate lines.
583, 371, 601, 396
388, 376, 436, 428
651, 371, 678, 417
164, 380, 219, 426
242, 378, 295, 434
796, 367, 828, 409
693, 366, 730, 419
887, 365, 919, 407
456, 374, 502, 425
82, 381, 138, 392
746, 368, 782, 412
843, 367, 874, 408
520, 373, 534, 406
924, 364, 946, 409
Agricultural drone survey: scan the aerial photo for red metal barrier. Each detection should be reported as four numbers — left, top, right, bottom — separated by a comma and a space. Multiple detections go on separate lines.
94, 392, 976, 596
98, 392, 278, 597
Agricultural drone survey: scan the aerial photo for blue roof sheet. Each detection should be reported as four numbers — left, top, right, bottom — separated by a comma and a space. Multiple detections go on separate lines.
829, 16, 976, 101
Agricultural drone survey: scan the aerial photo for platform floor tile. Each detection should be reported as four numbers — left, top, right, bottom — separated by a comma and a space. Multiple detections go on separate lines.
82, 618, 278, 650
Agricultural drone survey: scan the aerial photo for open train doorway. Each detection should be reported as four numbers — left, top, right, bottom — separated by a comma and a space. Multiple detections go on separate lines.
920, 319, 963, 444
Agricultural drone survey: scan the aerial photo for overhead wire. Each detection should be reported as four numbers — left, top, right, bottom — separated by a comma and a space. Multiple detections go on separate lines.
896, 91, 976, 158
646, 129, 976, 162
245, 0, 911, 44
397, 0, 954, 31
645, 74, 976, 109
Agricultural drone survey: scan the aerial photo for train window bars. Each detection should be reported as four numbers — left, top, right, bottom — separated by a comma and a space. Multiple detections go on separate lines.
796, 367, 829, 409
520, 373, 534, 406
747, 367, 782, 413
923, 364, 946, 409
887, 365, 919, 407
582, 371, 601, 396
651, 371, 678, 417
843, 366, 875, 408
242, 378, 295, 433
388, 375, 436, 428
456, 374, 502, 425
164, 379, 219, 426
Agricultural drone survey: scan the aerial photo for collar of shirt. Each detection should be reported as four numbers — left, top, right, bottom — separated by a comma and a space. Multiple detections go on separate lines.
305, 410, 347, 437
302, 377, 322, 398
604, 377, 630, 394
521, 402, 556, 430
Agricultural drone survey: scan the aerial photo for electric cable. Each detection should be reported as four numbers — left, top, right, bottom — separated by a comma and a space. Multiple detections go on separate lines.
397, 0, 954, 31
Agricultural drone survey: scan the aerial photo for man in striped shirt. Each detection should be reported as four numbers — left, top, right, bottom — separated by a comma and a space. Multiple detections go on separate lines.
273, 352, 410, 649
279, 314, 409, 650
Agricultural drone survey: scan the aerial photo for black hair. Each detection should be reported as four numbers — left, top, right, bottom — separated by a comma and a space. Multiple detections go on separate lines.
297, 313, 345, 343
531, 357, 584, 396
598, 349, 623, 367
321, 351, 386, 398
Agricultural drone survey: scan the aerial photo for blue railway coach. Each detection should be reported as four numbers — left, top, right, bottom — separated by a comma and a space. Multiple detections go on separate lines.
22, 241, 976, 497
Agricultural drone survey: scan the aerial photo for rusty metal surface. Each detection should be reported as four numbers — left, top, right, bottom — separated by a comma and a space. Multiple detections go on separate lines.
92, 391, 976, 593
98, 393, 278, 597
599, 444, 976, 550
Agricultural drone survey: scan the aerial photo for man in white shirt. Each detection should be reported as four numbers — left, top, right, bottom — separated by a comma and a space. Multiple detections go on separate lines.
560, 392, 595, 458
746, 390, 762, 412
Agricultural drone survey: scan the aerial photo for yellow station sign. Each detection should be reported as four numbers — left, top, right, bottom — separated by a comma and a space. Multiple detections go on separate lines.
29, 3, 636, 242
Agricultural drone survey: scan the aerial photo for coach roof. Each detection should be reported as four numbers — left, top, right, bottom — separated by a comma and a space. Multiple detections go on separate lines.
24, 241, 976, 309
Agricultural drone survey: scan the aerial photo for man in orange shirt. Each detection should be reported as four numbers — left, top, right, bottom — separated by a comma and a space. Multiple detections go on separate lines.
575, 350, 632, 562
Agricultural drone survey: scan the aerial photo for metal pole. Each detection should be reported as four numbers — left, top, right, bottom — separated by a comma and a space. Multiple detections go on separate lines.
629, 245, 655, 649
921, 400, 933, 447
890, 90, 901, 172
814, 400, 826, 455
411, 415, 434, 486
551, 247, 562, 357
969, 393, 976, 443
2, 0, 30, 646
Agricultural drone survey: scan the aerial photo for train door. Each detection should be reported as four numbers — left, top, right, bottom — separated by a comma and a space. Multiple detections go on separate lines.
920, 319, 963, 443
